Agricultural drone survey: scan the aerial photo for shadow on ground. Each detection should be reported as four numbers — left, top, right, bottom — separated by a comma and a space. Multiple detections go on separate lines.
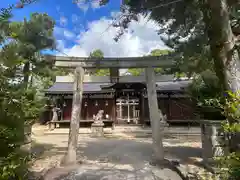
54, 167, 169, 180
74, 139, 202, 165
31, 136, 203, 180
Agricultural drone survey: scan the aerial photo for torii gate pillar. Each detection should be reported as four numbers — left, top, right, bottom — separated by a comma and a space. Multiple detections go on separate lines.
145, 67, 164, 161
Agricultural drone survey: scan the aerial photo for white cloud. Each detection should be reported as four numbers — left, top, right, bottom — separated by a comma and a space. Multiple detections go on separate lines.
71, 14, 81, 24
61, 13, 169, 58
75, 0, 105, 12
56, 40, 65, 51
78, 4, 89, 13
59, 16, 68, 26
91, 0, 101, 9
75, 0, 89, 12
54, 27, 76, 40
63, 30, 75, 39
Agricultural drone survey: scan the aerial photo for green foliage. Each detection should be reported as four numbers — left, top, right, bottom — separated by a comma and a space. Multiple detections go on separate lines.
0, 4, 57, 179
188, 70, 222, 107
150, 49, 171, 74
126, 49, 173, 75
195, 91, 240, 179
88, 49, 110, 76
0, 151, 29, 180
98, 1, 240, 178
127, 68, 143, 76
101, 0, 240, 89
222, 91, 240, 121
89, 49, 104, 58
0, 85, 42, 179
93, 69, 110, 76
9, 13, 55, 85
188, 76, 240, 179
216, 92, 240, 180
218, 152, 240, 179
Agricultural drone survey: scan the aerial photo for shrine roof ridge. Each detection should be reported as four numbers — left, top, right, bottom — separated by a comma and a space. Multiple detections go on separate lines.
45, 79, 192, 95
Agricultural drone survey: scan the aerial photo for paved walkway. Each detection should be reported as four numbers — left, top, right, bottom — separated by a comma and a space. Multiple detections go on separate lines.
59, 138, 194, 180
31, 131, 203, 180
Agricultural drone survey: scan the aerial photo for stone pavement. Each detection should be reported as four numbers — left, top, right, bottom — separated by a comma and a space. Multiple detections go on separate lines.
32, 135, 203, 180
55, 163, 183, 180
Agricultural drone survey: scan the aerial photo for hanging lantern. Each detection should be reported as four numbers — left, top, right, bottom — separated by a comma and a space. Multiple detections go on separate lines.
63, 101, 66, 107
95, 101, 98, 106
105, 100, 108, 106
84, 101, 88, 107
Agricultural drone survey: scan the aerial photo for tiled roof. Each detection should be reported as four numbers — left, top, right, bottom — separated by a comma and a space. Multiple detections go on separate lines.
46, 82, 110, 94
46, 80, 192, 94
156, 80, 192, 91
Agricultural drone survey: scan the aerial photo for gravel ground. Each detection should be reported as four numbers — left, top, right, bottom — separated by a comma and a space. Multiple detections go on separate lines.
30, 125, 212, 180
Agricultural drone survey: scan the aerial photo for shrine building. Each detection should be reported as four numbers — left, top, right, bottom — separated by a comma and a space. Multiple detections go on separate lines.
43, 74, 197, 127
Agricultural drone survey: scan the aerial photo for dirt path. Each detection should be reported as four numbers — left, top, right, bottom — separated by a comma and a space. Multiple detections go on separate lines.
29, 128, 207, 180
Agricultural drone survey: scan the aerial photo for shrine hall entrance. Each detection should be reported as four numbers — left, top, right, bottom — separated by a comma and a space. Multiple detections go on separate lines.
116, 96, 140, 124
102, 82, 146, 125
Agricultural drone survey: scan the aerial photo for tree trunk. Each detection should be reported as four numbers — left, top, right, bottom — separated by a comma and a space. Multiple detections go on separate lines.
61, 66, 84, 165
202, 0, 240, 154
205, 0, 240, 93
145, 67, 164, 161
23, 62, 30, 86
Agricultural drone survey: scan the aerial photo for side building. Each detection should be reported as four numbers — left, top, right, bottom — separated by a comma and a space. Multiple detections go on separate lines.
43, 75, 198, 127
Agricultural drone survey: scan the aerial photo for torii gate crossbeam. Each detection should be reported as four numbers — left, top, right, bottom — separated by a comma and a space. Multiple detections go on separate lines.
44, 54, 177, 68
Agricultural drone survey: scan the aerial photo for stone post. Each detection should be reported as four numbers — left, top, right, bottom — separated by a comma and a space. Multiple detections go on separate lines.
91, 122, 105, 137
200, 120, 225, 164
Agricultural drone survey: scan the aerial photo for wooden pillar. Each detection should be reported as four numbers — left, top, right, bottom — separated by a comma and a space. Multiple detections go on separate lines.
127, 94, 130, 123
119, 100, 122, 124
62, 66, 84, 165
140, 92, 145, 125
132, 100, 136, 123
61, 95, 64, 120
167, 93, 171, 121
112, 95, 116, 129
145, 67, 164, 161
86, 94, 90, 120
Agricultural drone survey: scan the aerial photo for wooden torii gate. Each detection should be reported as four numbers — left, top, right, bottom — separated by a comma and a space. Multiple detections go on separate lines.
45, 54, 176, 164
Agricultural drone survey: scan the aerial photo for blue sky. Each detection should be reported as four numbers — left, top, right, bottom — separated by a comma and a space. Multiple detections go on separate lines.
2, 0, 167, 57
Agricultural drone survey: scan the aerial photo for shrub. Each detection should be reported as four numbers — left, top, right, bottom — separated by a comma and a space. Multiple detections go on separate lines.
0, 87, 43, 179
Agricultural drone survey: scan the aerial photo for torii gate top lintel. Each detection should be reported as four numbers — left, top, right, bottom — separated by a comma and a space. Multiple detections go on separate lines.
44, 54, 177, 69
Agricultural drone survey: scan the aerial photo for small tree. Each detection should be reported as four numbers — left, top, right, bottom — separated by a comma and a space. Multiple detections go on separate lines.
88, 49, 110, 76
0, 2, 57, 178
126, 49, 173, 76
9, 12, 55, 87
